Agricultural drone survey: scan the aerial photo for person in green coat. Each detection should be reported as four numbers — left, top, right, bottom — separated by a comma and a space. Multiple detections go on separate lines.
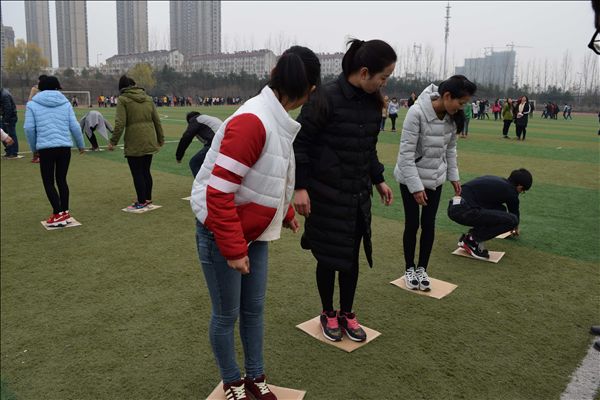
109, 76, 164, 210
459, 101, 472, 138
501, 98, 514, 139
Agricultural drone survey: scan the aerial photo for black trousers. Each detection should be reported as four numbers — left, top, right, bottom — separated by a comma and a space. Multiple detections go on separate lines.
400, 183, 443, 269
86, 132, 99, 149
502, 120, 512, 137
447, 200, 518, 242
38, 147, 71, 214
516, 125, 527, 140
126, 155, 153, 203
389, 113, 398, 130
316, 208, 365, 313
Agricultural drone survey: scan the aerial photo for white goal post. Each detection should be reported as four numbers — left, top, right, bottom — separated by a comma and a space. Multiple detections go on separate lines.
61, 91, 92, 107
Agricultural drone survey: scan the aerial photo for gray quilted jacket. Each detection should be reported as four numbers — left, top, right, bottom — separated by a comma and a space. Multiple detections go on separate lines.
393, 84, 459, 193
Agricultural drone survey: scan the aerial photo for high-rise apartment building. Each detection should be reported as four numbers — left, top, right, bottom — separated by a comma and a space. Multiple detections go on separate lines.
24, 0, 53, 65
117, 0, 148, 55
56, 0, 89, 68
170, 1, 220, 56
455, 50, 516, 90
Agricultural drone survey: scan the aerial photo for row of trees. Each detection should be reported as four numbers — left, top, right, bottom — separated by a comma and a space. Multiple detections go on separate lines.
2, 41, 597, 109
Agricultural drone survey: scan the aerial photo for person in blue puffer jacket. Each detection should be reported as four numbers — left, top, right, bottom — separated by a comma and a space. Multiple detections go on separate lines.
24, 76, 85, 227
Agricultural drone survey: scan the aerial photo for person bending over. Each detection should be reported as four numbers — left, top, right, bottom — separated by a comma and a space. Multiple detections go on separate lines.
175, 111, 223, 177
448, 168, 533, 259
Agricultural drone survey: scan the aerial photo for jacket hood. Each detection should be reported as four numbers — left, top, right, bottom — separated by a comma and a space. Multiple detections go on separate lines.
120, 87, 148, 103
32, 90, 69, 108
418, 83, 449, 122
418, 83, 440, 103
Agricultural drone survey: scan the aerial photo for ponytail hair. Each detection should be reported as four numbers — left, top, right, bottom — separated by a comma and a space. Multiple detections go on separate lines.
269, 45, 321, 102
438, 75, 477, 134
341, 38, 397, 78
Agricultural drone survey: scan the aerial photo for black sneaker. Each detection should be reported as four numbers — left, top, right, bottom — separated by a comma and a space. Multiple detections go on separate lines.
462, 234, 490, 260
320, 310, 342, 342
338, 311, 367, 342
457, 233, 466, 247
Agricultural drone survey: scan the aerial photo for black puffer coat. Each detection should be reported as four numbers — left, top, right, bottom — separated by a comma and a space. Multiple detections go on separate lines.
294, 74, 385, 272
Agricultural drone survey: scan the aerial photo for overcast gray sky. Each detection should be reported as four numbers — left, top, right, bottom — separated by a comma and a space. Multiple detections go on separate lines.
1, 1, 595, 86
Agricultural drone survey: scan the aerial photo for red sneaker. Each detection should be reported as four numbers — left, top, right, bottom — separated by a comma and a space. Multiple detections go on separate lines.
244, 375, 277, 400
57, 211, 72, 224
31, 157, 40, 163
223, 379, 248, 399
46, 214, 67, 227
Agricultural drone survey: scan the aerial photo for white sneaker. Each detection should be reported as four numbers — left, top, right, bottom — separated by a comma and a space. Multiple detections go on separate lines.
416, 267, 431, 291
404, 267, 419, 290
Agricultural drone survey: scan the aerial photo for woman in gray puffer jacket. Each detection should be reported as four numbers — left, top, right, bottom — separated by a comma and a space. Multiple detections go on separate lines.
393, 75, 476, 291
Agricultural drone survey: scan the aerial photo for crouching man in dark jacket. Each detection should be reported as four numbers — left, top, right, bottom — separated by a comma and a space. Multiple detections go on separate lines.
176, 111, 223, 176
448, 168, 532, 259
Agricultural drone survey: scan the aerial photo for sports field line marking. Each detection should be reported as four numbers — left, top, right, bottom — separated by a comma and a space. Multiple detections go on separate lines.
16, 140, 180, 156
560, 340, 600, 400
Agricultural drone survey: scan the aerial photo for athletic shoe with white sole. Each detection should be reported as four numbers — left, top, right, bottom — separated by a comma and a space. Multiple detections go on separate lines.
46, 213, 68, 227
244, 375, 277, 400
416, 267, 431, 291
338, 311, 367, 342
462, 234, 490, 260
404, 267, 419, 290
319, 310, 342, 342
223, 379, 248, 400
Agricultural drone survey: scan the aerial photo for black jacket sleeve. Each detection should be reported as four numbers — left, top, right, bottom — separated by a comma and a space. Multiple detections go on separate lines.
369, 144, 385, 185
294, 98, 324, 190
175, 120, 200, 161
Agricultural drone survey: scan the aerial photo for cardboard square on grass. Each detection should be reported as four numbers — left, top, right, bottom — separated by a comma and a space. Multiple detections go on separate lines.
2, 155, 24, 159
121, 204, 163, 213
452, 247, 505, 263
296, 316, 380, 352
495, 231, 513, 239
390, 276, 457, 299
40, 218, 82, 230
181, 196, 191, 201
207, 382, 305, 400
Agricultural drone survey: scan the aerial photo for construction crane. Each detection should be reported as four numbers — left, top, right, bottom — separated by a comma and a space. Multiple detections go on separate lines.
506, 42, 533, 51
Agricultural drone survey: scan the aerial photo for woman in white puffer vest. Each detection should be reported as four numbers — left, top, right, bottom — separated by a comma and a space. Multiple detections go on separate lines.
191, 46, 323, 400
393, 75, 477, 291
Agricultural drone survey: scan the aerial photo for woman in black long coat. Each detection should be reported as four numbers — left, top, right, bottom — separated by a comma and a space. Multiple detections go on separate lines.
293, 39, 396, 343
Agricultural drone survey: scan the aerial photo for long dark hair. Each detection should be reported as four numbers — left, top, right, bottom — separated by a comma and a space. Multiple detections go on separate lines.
269, 45, 321, 102
341, 39, 397, 78
438, 75, 477, 133
342, 39, 397, 108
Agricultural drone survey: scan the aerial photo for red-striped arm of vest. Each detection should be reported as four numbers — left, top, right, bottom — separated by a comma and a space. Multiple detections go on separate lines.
205, 113, 267, 260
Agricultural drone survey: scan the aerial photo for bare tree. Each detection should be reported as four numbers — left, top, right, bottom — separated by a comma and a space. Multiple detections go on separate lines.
559, 50, 572, 91
581, 52, 599, 94
423, 45, 435, 81
542, 58, 548, 91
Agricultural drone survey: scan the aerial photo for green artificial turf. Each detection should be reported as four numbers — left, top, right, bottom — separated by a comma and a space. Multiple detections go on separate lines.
1, 106, 598, 399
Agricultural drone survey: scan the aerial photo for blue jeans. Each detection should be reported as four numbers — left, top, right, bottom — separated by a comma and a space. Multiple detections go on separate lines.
195, 220, 269, 384
189, 145, 209, 177
2, 123, 18, 156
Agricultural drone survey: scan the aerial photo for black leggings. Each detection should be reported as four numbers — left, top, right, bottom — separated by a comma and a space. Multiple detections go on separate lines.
38, 147, 71, 214
516, 125, 527, 140
400, 184, 443, 269
86, 132, 99, 149
316, 208, 365, 313
389, 113, 398, 130
126, 155, 153, 203
502, 120, 512, 137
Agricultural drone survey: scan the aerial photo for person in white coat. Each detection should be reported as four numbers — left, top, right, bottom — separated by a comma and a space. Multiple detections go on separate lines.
393, 75, 476, 290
